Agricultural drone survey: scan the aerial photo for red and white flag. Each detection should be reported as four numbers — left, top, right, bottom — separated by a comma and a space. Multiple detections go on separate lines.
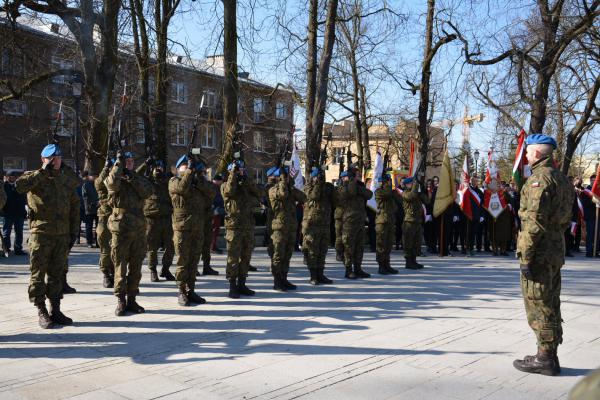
485, 148, 500, 184
456, 154, 480, 220
592, 165, 600, 199
512, 129, 530, 190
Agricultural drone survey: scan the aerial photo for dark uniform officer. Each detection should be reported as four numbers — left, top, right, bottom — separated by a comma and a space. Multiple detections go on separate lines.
302, 166, 337, 285
374, 173, 401, 274
400, 176, 429, 269
221, 159, 264, 298
95, 164, 115, 288
16, 144, 79, 328
104, 151, 152, 316
513, 134, 575, 376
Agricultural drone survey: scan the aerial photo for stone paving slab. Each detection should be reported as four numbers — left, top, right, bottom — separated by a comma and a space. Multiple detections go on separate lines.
0, 245, 599, 400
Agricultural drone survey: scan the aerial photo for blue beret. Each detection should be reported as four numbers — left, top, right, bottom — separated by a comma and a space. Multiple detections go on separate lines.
124, 151, 134, 159
266, 167, 277, 177
155, 160, 165, 169
41, 144, 61, 158
195, 161, 206, 171
340, 171, 348, 178
310, 167, 320, 177
176, 155, 189, 169
525, 134, 557, 149
273, 167, 288, 177
402, 177, 414, 185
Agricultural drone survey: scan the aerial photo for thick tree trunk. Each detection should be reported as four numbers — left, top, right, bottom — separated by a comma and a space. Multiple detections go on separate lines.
153, 0, 170, 164
360, 84, 370, 170
304, 0, 319, 174
417, 0, 435, 178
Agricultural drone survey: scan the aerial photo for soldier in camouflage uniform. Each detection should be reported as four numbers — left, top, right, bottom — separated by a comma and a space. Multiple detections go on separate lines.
400, 176, 428, 270
269, 167, 306, 291
95, 164, 114, 288
374, 173, 401, 275
513, 134, 574, 376
339, 166, 372, 279
221, 160, 264, 298
334, 172, 347, 262
137, 161, 175, 282
60, 164, 80, 294
104, 152, 152, 316
169, 155, 214, 306
302, 166, 337, 285
200, 169, 218, 276
264, 168, 277, 260
16, 144, 79, 328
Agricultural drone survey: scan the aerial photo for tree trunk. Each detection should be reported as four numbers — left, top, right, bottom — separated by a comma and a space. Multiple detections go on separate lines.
360, 83, 370, 171
304, 0, 318, 175
417, 0, 435, 178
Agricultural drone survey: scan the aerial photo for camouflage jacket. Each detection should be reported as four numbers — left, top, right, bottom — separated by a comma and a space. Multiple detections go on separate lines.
104, 163, 152, 231
340, 180, 372, 226
269, 179, 306, 231
16, 168, 79, 236
221, 173, 264, 229
302, 179, 337, 230
517, 156, 575, 266
95, 166, 112, 218
169, 169, 214, 231
401, 183, 429, 223
144, 175, 173, 219
375, 183, 401, 225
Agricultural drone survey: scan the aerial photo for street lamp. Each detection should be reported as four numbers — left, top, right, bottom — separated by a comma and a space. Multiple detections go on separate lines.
474, 149, 480, 176
71, 74, 83, 173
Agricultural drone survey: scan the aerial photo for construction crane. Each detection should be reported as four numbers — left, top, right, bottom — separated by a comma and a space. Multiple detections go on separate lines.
431, 106, 484, 145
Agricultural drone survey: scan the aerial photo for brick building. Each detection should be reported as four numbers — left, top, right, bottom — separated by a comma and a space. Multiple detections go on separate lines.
0, 18, 294, 183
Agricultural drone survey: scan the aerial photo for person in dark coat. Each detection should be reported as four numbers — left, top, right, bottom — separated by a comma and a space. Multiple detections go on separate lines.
81, 171, 99, 247
2, 170, 28, 255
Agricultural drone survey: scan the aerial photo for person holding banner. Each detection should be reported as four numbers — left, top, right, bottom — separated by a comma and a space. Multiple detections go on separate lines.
483, 180, 512, 256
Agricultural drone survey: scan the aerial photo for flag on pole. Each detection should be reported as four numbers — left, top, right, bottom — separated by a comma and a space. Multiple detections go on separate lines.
367, 151, 383, 211
408, 139, 420, 178
433, 149, 456, 217
485, 148, 500, 184
591, 164, 600, 199
512, 129, 530, 189
290, 143, 303, 190
456, 154, 480, 220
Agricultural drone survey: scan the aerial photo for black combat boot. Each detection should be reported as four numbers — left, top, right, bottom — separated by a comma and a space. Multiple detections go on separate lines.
309, 269, 319, 285
413, 257, 424, 269
49, 299, 73, 325
248, 265, 258, 272
178, 289, 191, 306
385, 261, 399, 274
378, 261, 389, 275
283, 273, 297, 290
125, 296, 145, 313
149, 268, 159, 282
115, 294, 127, 316
35, 301, 54, 329
354, 265, 371, 279
317, 269, 333, 284
202, 260, 219, 276
228, 279, 240, 298
62, 274, 76, 294
187, 291, 206, 304
160, 266, 176, 281
237, 277, 255, 296
345, 265, 357, 279
273, 274, 287, 292
513, 349, 560, 376
336, 250, 344, 262
405, 257, 420, 270
103, 274, 114, 288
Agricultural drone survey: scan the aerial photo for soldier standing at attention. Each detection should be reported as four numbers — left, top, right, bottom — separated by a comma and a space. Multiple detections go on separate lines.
200, 169, 219, 276
513, 134, 574, 376
60, 164, 80, 295
334, 172, 347, 262
169, 155, 214, 306
269, 167, 306, 291
264, 167, 277, 261
374, 172, 401, 275
221, 159, 264, 298
16, 144, 79, 328
104, 151, 152, 316
302, 166, 337, 285
400, 176, 429, 270
138, 160, 175, 282
96, 162, 114, 288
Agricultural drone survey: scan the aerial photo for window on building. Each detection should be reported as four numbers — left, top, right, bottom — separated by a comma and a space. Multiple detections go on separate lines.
255, 168, 266, 184
51, 56, 73, 84
2, 156, 26, 172
276, 102, 288, 120
253, 131, 265, 152
203, 90, 216, 108
148, 77, 156, 102
333, 147, 344, 164
49, 103, 74, 137
2, 100, 27, 116
1, 47, 24, 76
253, 98, 266, 123
171, 120, 188, 146
171, 82, 187, 104
136, 117, 146, 144
276, 133, 288, 153
202, 125, 216, 148
237, 96, 244, 114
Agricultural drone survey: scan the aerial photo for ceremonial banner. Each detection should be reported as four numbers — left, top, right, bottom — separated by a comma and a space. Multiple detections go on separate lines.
290, 143, 303, 190
408, 139, 420, 178
512, 129, 530, 190
592, 165, 600, 199
367, 151, 383, 211
433, 149, 456, 217
457, 155, 479, 220
483, 190, 508, 219
485, 148, 500, 184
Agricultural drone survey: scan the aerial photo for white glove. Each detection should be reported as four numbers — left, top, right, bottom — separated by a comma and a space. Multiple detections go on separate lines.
453, 216, 459, 223
425, 215, 432, 222
479, 217, 484, 223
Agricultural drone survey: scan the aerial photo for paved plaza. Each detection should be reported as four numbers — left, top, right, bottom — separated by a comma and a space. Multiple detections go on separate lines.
0, 245, 599, 400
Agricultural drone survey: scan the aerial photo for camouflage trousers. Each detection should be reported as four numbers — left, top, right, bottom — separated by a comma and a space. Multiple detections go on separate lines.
28, 233, 69, 303
200, 213, 212, 267
174, 228, 203, 292
110, 228, 147, 296
376, 221, 394, 265
402, 221, 422, 258
335, 217, 344, 255
521, 263, 563, 351
302, 225, 329, 270
271, 228, 296, 275
146, 216, 174, 271
342, 221, 364, 268
96, 215, 114, 277
266, 215, 274, 258
225, 227, 254, 280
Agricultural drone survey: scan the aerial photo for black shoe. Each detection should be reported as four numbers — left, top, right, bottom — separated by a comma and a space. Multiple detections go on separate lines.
229, 279, 241, 298
150, 269, 160, 282
345, 266, 357, 279
385, 263, 399, 274
187, 291, 206, 304
405, 257, 420, 270
160, 267, 176, 281
14, 250, 27, 256
125, 296, 145, 313
178, 290, 191, 306
283, 274, 297, 290
237, 277, 255, 296
273, 275, 287, 292
115, 295, 126, 316
248, 265, 258, 272
202, 265, 219, 275
354, 266, 370, 278
62, 275, 76, 294
317, 270, 333, 284
49, 299, 73, 325
378, 264, 389, 275
309, 269, 319, 285
35, 302, 54, 329
513, 351, 560, 376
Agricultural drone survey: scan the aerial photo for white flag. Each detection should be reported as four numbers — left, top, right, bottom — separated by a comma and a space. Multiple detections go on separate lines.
367, 152, 383, 211
290, 144, 304, 190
